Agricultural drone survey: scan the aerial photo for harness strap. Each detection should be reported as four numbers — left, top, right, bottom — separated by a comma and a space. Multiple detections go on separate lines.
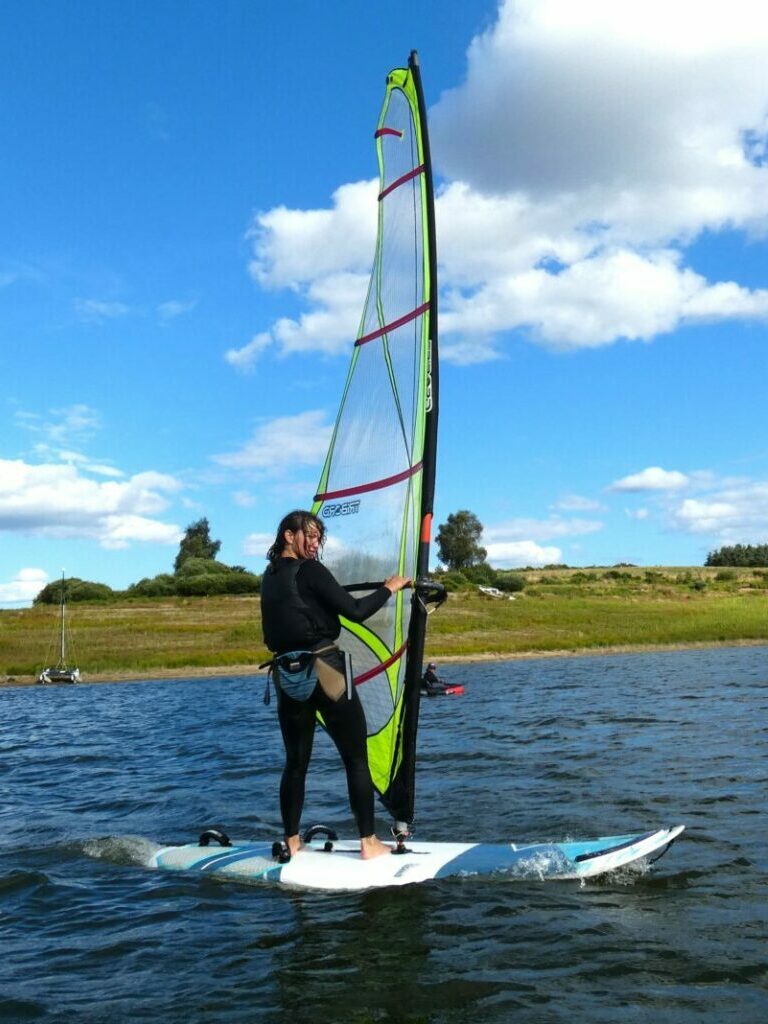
260, 644, 338, 705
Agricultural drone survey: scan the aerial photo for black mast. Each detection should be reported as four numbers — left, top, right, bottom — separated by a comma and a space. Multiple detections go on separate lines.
386, 50, 440, 829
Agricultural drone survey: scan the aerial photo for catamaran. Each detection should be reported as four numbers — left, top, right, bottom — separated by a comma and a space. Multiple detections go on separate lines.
150, 52, 684, 888
38, 573, 80, 685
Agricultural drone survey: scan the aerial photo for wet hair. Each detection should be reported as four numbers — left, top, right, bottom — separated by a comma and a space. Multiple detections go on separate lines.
266, 509, 325, 566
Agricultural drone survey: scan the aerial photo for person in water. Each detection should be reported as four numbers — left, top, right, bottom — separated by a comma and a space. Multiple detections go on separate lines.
422, 662, 449, 695
260, 510, 411, 861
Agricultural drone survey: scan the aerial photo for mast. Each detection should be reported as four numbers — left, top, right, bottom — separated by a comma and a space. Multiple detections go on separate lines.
59, 571, 66, 666
389, 50, 439, 830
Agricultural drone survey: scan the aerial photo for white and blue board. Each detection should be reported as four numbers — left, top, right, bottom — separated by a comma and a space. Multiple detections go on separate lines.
151, 825, 684, 891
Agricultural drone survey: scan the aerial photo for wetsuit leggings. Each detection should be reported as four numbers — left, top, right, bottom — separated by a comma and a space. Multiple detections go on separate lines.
276, 683, 374, 838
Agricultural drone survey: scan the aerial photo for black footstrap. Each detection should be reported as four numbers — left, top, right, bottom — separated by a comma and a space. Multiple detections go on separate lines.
198, 828, 232, 848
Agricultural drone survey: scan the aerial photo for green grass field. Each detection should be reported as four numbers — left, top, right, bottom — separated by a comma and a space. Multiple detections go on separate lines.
2, 566, 767, 680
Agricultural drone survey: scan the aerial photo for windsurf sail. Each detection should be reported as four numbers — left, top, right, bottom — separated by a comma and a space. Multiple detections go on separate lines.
311, 51, 440, 828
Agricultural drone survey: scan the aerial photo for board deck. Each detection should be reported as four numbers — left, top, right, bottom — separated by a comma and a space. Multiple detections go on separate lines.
151, 825, 684, 891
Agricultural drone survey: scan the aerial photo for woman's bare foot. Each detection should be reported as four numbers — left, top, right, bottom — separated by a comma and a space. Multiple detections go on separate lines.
285, 834, 303, 857
360, 835, 391, 860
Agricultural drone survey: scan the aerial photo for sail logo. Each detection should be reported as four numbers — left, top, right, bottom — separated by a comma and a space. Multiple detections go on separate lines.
426, 345, 433, 412
322, 500, 361, 518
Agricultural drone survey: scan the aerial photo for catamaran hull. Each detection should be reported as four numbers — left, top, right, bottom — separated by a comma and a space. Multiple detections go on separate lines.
151, 826, 684, 891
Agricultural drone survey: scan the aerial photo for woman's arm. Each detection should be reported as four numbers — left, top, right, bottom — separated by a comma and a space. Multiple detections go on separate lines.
301, 560, 398, 623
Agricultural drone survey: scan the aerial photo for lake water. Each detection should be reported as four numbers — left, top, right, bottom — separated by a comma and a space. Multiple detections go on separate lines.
1, 646, 767, 1023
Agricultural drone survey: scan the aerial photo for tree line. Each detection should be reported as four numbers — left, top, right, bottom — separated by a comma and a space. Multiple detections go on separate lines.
40, 508, 763, 605
35, 519, 261, 603
705, 544, 768, 567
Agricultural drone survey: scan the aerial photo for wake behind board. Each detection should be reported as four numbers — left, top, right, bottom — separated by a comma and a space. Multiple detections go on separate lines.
151, 825, 684, 892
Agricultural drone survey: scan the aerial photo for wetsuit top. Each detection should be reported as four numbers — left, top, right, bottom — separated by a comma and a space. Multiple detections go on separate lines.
260, 557, 391, 654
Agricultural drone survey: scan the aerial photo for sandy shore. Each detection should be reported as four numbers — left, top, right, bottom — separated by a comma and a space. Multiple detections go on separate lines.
3, 638, 766, 689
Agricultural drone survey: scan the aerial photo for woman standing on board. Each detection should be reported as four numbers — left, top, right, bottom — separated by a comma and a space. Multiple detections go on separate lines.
261, 509, 411, 860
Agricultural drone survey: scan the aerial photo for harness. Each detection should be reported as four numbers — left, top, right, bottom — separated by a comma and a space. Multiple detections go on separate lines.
259, 644, 337, 704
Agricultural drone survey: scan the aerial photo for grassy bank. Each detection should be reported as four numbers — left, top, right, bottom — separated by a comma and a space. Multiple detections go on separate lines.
2, 566, 767, 683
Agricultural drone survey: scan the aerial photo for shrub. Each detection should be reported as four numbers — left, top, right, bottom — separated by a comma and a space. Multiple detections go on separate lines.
34, 577, 114, 604
176, 574, 231, 596
495, 572, 525, 593
714, 569, 737, 582
439, 571, 469, 592
461, 562, 498, 585
221, 571, 261, 594
128, 574, 177, 598
175, 557, 233, 578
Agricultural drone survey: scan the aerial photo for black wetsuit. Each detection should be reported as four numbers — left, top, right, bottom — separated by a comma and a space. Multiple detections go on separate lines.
422, 667, 445, 694
261, 557, 390, 838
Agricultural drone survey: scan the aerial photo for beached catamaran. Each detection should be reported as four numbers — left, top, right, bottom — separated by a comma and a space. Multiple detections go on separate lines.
151, 53, 683, 889
38, 572, 80, 685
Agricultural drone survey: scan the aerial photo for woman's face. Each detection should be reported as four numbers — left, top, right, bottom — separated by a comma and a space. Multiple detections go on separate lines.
284, 521, 322, 559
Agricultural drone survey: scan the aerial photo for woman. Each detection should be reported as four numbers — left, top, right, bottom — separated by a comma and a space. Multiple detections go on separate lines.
261, 509, 411, 860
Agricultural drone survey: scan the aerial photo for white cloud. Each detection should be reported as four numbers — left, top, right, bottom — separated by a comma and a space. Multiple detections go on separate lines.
16, 404, 101, 448
610, 466, 690, 492
554, 494, 603, 512
243, 531, 275, 560
74, 299, 130, 323
0, 459, 183, 549
237, 0, 768, 364
0, 568, 48, 605
482, 514, 603, 566
157, 299, 197, 322
670, 481, 768, 541
232, 490, 256, 508
225, 332, 273, 371
432, 0, 768, 210
484, 515, 604, 543
212, 410, 333, 475
249, 180, 377, 289
485, 539, 563, 568
626, 507, 650, 520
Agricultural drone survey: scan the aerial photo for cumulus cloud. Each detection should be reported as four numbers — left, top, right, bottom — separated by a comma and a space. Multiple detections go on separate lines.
234, 0, 768, 364
484, 539, 563, 568
249, 181, 377, 290
0, 459, 183, 550
212, 410, 333, 476
482, 514, 603, 566
225, 332, 273, 371
0, 568, 49, 605
670, 480, 768, 542
610, 466, 690, 492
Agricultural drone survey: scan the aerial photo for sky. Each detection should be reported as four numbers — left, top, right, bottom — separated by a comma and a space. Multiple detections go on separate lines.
2, 0, 768, 606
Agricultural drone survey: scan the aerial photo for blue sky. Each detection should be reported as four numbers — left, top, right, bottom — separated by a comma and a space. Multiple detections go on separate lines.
3, 0, 768, 605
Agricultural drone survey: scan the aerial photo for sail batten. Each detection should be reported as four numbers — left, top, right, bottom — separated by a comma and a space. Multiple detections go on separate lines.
311, 52, 438, 825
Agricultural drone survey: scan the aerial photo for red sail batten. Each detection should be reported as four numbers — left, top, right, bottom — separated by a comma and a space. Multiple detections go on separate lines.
355, 301, 430, 347
315, 461, 423, 502
355, 642, 408, 685
378, 164, 425, 201
375, 127, 403, 138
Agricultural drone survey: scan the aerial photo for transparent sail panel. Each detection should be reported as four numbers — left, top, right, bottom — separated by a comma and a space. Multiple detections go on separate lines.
312, 65, 431, 799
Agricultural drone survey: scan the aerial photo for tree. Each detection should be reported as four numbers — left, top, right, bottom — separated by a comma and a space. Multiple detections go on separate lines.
174, 518, 222, 573
436, 510, 487, 571
706, 543, 768, 567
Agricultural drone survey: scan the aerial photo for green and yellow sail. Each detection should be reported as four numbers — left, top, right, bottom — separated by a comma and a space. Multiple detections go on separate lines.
311, 52, 439, 827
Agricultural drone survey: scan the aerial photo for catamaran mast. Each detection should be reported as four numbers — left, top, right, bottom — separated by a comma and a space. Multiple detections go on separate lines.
59, 571, 66, 666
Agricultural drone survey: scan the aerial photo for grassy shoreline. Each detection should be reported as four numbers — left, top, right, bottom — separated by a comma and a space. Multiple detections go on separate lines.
2, 565, 767, 688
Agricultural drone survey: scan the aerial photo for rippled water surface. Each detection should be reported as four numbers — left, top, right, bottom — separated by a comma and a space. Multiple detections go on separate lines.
2, 647, 767, 1023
